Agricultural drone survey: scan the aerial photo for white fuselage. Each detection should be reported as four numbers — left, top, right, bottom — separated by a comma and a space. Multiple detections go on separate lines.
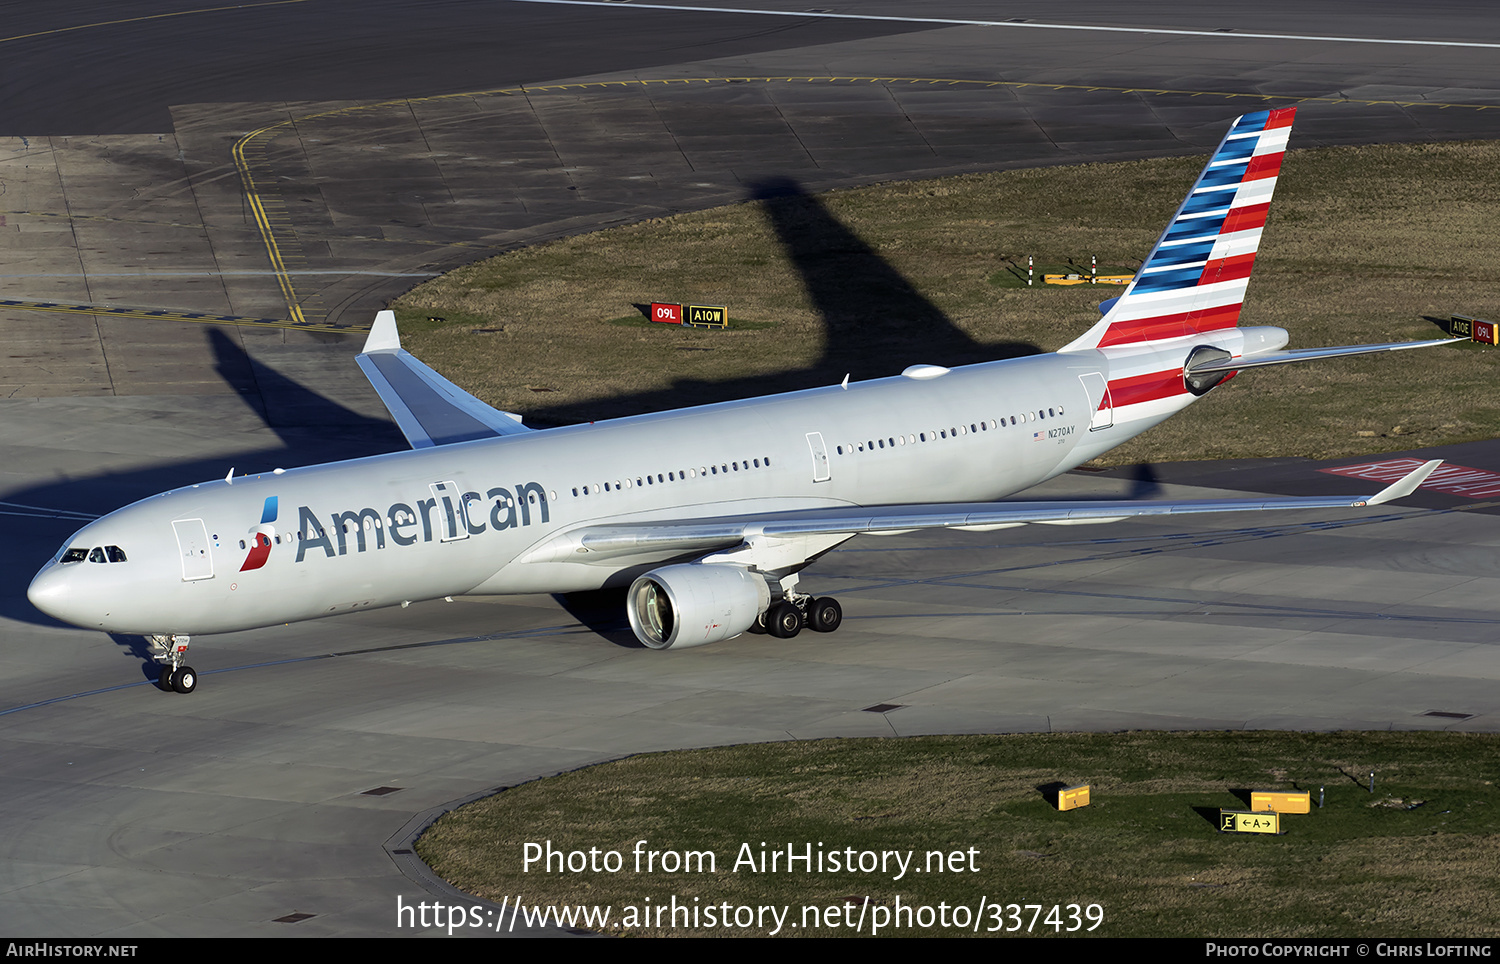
28, 347, 1181, 636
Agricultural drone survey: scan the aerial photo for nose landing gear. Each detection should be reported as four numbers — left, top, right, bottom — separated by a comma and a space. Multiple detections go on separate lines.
150, 634, 197, 694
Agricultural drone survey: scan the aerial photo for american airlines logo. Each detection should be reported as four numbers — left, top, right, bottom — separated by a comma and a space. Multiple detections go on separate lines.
293, 481, 549, 563
240, 495, 278, 572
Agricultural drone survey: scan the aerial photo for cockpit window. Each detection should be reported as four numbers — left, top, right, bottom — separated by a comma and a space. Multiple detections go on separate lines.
61, 548, 88, 564
88, 547, 107, 563
106, 545, 127, 563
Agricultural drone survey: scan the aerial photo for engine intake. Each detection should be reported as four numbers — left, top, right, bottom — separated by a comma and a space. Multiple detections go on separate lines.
627, 564, 771, 650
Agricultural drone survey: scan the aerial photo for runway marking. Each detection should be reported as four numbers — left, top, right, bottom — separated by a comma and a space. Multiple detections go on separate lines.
0, 624, 590, 718
505, 0, 1500, 50
1323, 458, 1500, 499
0, 298, 367, 334
0, 500, 98, 522
0, 1, 312, 46
232, 129, 310, 325
233, 76, 1497, 324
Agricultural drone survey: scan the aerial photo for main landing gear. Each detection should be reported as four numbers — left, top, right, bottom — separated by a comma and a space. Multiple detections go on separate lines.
149, 634, 197, 694
764, 594, 843, 639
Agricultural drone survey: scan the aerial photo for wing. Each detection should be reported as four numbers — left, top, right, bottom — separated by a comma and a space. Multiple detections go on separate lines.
518, 460, 1443, 569
356, 310, 533, 448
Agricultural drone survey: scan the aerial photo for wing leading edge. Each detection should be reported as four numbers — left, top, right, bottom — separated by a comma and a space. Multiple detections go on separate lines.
520, 460, 1443, 567
356, 310, 532, 448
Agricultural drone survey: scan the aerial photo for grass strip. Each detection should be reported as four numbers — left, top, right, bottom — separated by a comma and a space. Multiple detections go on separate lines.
416, 730, 1499, 937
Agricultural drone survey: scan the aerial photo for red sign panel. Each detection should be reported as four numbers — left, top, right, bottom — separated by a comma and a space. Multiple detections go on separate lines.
650, 302, 683, 325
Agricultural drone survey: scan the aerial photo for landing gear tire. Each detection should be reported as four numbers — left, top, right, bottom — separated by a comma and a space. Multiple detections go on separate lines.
171, 666, 198, 694
746, 610, 768, 635
150, 633, 196, 694
808, 597, 843, 633
767, 601, 804, 639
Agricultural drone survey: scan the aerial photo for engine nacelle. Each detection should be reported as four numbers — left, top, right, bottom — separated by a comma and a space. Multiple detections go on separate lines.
627, 564, 771, 650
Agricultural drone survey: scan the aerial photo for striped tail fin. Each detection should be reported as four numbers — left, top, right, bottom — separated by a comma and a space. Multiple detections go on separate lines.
1061, 107, 1295, 353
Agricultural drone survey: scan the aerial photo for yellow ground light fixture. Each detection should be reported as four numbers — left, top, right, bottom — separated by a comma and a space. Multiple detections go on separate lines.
1251, 791, 1310, 814
1044, 273, 1133, 286
1057, 784, 1090, 811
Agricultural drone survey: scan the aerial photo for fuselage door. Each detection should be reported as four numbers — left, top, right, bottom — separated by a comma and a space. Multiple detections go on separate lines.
806, 432, 831, 483
1079, 372, 1114, 431
429, 481, 471, 542
171, 518, 214, 581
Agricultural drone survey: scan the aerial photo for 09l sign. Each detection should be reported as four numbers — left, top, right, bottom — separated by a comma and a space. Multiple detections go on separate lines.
650, 302, 683, 324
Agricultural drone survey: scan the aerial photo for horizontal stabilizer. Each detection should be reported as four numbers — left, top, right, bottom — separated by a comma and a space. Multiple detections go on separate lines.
357, 310, 532, 448
1186, 338, 1459, 375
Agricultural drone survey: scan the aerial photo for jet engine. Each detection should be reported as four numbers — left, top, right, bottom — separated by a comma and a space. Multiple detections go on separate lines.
627, 564, 771, 650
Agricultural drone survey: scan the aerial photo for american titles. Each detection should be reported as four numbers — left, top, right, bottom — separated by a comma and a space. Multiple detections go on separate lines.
295, 480, 549, 562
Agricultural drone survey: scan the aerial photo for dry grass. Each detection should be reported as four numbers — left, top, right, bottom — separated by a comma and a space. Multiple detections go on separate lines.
394, 141, 1500, 464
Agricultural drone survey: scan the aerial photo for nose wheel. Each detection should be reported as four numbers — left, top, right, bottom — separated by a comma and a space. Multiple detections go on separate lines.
150, 634, 197, 694
158, 665, 198, 694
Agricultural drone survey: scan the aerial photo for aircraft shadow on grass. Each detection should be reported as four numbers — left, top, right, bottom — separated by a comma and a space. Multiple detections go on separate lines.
9, 178, 1104, 648
520, 176, 1044, 424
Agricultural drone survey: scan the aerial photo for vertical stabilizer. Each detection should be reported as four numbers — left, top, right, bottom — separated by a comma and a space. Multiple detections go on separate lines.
1061, 108, 1295, 353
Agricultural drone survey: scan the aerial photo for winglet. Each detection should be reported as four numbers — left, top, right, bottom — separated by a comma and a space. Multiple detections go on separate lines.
1364, 460, 1442, 506
363, 309, 401, 354
354, 309, 534, 447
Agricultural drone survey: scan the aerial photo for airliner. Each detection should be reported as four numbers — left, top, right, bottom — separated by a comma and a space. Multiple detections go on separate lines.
27, 108, 1452, 693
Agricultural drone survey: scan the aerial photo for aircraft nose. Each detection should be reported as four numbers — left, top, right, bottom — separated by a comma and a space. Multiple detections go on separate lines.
28, 564, 84, 626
